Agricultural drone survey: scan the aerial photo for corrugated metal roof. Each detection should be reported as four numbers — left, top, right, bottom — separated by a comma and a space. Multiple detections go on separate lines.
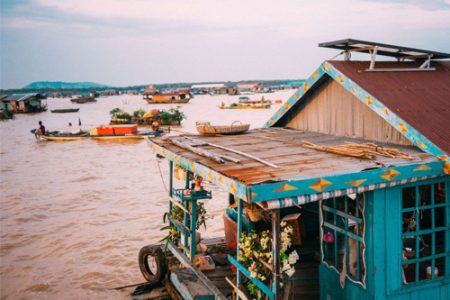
151, 128, 436, 185
330, 60, 450, 155
3, 93, 45, 102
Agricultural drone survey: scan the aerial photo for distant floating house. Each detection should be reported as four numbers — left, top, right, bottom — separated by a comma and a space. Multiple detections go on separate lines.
191, 83, 233, 95
147, 39, 450, 300
236, 82, 261, 93
143, 85, 158, 100
1, 93, 47, 113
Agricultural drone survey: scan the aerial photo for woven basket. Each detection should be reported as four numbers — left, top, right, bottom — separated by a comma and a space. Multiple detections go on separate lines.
245, 203, 267, 222
196, 121, 250, 136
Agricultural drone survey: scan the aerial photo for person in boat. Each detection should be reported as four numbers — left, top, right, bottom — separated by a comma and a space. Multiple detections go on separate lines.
35, 121, 46, 137
151, 121, 160, 132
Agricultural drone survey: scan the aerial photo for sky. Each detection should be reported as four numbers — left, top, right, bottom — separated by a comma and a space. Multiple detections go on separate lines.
1, 0, 449, 89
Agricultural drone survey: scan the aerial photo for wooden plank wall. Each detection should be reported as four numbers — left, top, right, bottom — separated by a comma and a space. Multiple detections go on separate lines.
284, 79, 413, 146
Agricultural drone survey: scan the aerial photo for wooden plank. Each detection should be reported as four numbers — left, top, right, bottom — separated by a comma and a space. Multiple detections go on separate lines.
168, 241, 227, 300
171, 138, 225, 164
170, 268, 214, 300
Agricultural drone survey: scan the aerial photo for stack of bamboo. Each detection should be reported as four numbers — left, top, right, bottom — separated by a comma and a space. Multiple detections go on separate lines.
301, 141, 413, 160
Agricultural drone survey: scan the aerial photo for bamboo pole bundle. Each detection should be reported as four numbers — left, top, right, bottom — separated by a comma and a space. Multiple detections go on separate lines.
301, 141, 413, 160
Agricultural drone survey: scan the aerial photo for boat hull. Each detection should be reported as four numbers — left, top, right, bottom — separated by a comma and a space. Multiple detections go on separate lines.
51, 108, 80, 113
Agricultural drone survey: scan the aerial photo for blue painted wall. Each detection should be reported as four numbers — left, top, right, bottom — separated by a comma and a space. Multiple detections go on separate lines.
320, 177, 449, 300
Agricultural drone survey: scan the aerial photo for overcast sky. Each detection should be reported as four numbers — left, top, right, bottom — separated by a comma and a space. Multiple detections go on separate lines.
1, 0, 449, 89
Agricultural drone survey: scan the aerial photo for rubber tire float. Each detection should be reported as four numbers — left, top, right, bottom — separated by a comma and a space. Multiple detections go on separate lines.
138, 245, 167, 284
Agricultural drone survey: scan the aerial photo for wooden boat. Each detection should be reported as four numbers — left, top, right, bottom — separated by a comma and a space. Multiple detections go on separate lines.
238, 99, 272, 105
219, 103, 271, 109
31, 125, 161, 141
146, 92, 191, 104
70, 96, 97, 104
196, 121, 250, 135
51, 108, 80, 113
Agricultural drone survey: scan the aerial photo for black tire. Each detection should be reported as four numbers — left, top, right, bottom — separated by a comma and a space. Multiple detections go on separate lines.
138, 245, 167, 284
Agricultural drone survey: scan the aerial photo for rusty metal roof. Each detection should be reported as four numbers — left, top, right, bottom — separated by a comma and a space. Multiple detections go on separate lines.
329, 60, 450, 155
152, 128, 436, 185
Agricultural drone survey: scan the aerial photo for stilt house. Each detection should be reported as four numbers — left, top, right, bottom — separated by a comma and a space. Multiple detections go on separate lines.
146, 39, 450, 300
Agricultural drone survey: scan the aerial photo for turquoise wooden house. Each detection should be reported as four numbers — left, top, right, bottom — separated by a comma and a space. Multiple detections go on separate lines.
144, 39, 450, 300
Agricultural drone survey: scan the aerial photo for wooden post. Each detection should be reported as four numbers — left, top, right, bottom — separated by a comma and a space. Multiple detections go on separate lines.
190, 200, 197, 262
237, 197, 243, 300
184, 171, 191, 254
169, 161, 173, 213
272, 210, 280, 300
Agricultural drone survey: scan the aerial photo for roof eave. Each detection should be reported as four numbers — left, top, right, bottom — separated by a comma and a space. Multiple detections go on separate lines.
264, 61, 450, 173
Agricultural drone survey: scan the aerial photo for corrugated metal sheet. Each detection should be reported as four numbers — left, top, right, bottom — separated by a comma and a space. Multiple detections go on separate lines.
329, 60, 450, 155
151, 128, 436, 185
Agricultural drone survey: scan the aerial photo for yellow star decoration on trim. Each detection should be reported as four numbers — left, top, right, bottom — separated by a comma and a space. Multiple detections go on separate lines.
274, 184, 298, 192
365, 96, 373, 105
269, 118, 275, 125
218, 176, 226, 186
346, 179, 366, 187
414, 165, 431, 171
310, 179, 332, 192
312, 70, 318, 78
338, 75, 345, 83
229, 182, 237, 194
417, 140, 427, 149
303, 83, 309, 92
437, 155, 448, 162
322, 63, 330, 71
199, 171, 205, 178
190, 162, 196, 172
398, 123, 408, 132
351, 88, 357, 95
162, 149, 167, 156
443, 163, 450, 175
381, 169, 400, 181
284, 102, 291, 110
381, 107, 389, 116
182, 159, 187, 165
208, 172, 215, 182
175, 156, 180, 164
293, 92, 299, 98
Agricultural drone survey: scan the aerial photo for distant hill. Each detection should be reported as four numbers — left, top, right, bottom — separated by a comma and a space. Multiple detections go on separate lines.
24, 81, 110, 89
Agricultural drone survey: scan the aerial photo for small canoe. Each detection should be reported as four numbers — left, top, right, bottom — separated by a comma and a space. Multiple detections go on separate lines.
51, 108, 80, 113
31, 129, 161, 141
196, 121, 250, 136
219, 104, 271, 109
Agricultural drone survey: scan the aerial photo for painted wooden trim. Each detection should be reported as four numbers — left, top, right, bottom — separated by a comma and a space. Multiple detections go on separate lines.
148, 138, 250, 201
252, 161, 446, 202
265, 61, 450, 173
228, 255, 275, 300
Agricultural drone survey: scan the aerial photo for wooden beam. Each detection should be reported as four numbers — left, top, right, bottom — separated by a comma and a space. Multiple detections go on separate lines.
171, 138, 225, 164
186, 136, 279, 168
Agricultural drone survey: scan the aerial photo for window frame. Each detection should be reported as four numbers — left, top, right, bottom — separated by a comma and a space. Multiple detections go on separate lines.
320, 193, 367, 288
386, 178, 450, 295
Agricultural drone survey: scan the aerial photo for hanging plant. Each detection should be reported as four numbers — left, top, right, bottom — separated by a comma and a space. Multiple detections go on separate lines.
238, 221, 299, 298
160, 202, 207, 251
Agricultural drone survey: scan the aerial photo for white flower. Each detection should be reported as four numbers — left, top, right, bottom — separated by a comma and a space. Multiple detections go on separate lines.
286, 267, 295, 277
288, 251, 299, 264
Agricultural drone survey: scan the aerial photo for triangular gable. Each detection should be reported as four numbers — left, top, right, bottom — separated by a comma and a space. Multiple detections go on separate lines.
265, 61, 450, 174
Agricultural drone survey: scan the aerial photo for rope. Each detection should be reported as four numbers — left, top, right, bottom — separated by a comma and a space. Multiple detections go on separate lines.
156, 159, 169, 193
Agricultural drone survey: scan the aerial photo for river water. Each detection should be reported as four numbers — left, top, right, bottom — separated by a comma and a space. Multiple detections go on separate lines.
0, 91, 293, 299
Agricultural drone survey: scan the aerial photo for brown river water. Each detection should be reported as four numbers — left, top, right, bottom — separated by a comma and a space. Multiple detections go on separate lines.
0, 91, 293, 299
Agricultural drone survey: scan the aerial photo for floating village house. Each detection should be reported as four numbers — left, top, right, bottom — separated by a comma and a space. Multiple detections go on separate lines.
146, 39, 450, 300
191, 83, 233, 95
1, 93, 47, 113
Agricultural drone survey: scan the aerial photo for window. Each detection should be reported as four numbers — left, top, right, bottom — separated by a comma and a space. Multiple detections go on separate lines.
401, 182, 449, 285
321, 194, 366, 285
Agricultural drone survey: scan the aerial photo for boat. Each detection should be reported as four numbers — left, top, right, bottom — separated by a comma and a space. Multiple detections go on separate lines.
146, 91, 191, 104
31, 124, 161, 141
238, 99, 272, 105
70, 96, 97, 104
238, 96, 250, 100
51, 108, 80, 113
219, 103, 271, 109
196, 121, 250, 135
